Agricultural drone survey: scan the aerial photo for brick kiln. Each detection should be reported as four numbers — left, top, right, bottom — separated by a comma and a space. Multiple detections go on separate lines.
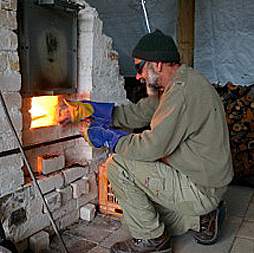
0, 0, 127, 249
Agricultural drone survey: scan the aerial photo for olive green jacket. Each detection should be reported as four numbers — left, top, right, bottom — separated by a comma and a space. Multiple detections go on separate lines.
113, 65, 234, 188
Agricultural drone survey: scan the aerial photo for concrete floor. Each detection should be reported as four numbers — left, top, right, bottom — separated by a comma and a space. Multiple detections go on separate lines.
46, 185, 254, 253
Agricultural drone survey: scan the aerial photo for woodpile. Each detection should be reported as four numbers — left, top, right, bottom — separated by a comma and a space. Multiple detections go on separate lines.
213, 82, 254, 176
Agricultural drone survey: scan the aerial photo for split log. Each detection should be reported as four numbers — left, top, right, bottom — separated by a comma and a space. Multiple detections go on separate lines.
213, 82, 254, 176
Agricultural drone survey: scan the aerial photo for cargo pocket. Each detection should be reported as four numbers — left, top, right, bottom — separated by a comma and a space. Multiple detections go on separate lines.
155, 162, 176, 207
139, 174, 168, 203
177, 201, 196, 215
146, 177, 166, 191
175, 175, 197, 215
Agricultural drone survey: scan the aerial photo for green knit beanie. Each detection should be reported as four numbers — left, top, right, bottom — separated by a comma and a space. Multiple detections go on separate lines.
132, 29, 180, 63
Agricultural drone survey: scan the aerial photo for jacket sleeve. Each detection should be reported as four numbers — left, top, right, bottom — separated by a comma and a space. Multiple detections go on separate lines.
115, 83, 189, 161
113, 94, 160, 129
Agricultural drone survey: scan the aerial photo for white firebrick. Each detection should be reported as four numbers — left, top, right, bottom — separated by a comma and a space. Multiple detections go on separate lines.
29, 231, 50, 253
80, 203, 96, 221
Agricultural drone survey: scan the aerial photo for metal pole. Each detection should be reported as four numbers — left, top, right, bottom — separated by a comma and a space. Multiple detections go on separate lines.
141, 0, 151, 33
0, 91, 69, 253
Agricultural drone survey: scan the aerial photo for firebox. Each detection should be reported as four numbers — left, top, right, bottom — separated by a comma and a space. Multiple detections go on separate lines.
29, 95, 59, 129
18, 0, 79, 97
17, 0, 85, 165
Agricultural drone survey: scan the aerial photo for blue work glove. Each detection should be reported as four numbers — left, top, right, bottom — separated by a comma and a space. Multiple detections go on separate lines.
83, 122, 130, 151
62, 99, 114, 124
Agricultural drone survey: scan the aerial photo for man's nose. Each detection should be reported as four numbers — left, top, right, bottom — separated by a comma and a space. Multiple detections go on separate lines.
136, 72, 143, 80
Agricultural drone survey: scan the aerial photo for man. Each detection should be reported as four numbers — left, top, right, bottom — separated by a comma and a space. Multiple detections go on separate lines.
62, 29, 233, 253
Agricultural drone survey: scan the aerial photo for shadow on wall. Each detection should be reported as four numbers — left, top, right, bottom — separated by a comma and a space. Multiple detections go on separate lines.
124, 77, 147, 104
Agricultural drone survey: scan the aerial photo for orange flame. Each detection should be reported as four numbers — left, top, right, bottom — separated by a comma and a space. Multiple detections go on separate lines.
30, 96, 59, 129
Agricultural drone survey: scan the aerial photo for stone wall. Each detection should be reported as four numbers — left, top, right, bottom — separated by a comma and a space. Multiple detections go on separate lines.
0, 0, 128, 247
78, 3, 128, 105
0, 0, 24, 196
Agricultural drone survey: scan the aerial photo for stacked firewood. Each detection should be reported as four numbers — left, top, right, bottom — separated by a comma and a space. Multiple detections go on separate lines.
213, 82, 254, 176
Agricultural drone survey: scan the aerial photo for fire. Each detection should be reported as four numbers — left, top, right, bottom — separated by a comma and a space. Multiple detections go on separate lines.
30, 96, 59, 129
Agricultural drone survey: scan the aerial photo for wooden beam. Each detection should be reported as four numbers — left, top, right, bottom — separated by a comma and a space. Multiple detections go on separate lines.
177, 0, 195, 67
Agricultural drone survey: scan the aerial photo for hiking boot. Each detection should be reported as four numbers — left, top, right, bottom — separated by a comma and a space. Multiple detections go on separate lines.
110, 230, 172, 253
195, 201, 226, 245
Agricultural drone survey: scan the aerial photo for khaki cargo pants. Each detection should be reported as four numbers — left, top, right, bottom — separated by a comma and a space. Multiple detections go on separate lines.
106, 154, 227, 240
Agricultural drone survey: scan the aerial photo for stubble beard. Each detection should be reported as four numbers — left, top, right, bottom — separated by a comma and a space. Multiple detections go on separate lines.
146, 64, 164, 95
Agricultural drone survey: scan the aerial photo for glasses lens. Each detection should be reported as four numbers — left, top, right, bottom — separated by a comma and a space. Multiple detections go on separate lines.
134, 60, 146, 74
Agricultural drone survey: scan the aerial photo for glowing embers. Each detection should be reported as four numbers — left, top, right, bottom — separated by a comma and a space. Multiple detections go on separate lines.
30, 96, 59, 129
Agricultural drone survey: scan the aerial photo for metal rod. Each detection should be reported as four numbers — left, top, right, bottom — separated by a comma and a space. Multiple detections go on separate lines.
0, 91, 69, 253
141, 0, 151, 33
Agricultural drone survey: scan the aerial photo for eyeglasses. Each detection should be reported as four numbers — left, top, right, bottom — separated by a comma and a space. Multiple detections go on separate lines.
134, 60, 146, 74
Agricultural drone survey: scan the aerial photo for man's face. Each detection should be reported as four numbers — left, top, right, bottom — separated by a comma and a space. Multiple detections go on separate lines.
134, 58, 163, 95
134, 58, 181, 96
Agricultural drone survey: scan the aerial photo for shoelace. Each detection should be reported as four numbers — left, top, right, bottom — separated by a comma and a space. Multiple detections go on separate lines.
200, 211, 216, 232
134, 238, 150, 247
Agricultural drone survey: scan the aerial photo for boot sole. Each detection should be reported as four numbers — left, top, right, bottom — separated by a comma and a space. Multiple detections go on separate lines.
195, 201, 226, 245
110, 249, 172, 253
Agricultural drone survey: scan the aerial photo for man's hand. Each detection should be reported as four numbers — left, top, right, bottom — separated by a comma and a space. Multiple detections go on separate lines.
64, 99, 94, 123
83, 122, 130, 151
58, 101, 72, 126
58, 99, 114, 126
